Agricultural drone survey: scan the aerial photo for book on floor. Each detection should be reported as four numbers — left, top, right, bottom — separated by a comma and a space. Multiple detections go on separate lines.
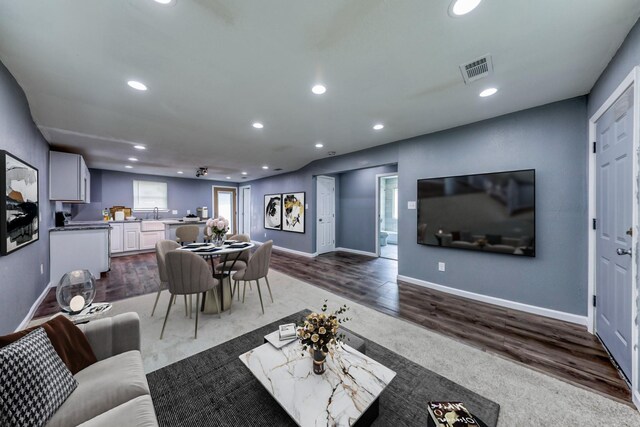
427, 402, 479, 427
278, 323, 297, 341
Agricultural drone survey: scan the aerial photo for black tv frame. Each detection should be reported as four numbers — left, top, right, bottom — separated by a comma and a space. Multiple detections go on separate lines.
416, 168, 536, 257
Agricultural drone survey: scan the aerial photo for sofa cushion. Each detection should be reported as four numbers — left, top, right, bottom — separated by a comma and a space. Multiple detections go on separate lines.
77, 396, 158, 427
46, 350, 150, 427
0, 315, 97, 375
0, 328, 78, 427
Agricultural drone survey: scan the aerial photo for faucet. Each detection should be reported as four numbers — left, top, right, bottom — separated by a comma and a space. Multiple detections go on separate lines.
153, 207, 159, 220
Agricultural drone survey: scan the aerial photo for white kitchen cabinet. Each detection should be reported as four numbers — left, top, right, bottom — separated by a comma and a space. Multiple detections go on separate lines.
49, 151, 91, 203
139, 231, 165, 250
110, 223, 124, 253
123, 222, 140, 252
50, 228, 110, 284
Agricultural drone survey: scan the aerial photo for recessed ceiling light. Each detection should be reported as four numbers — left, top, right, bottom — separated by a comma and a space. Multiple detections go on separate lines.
262, 165, 269, 170
252, 122, 264, 129
241, 171, 248, 175
127, 80, 147, 91
311, 84, 327, 95
449, 0, 482, 16
479, 87, 498, 97
133, 145, 146, 150
128, 157, 139, 162
125, 165, 133, 169
373, 123, 384, 130
177, 171, 183, 174
226, 176, 231, 180
154, 0, 173, 4
315, 142, 324, 148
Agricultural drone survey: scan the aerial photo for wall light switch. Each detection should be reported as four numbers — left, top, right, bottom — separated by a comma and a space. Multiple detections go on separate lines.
407, 201, 416, 210
264, 232, 267, 238
438, 262, 445, 272
172, 210, 178, 215
305, 204, 309, 210
186, 210, 191, 215
40, 264, 44, 275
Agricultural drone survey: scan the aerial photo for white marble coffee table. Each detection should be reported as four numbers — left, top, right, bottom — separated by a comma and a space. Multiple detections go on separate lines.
239, 341, 396, 426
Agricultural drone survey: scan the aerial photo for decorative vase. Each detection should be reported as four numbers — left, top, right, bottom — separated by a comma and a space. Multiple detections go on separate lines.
213, 235, 224, 247
312, 348, 326, 375
56, 269, 96, 314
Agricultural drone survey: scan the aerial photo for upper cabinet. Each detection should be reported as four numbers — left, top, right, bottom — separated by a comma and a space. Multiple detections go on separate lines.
49, 151, 91, 203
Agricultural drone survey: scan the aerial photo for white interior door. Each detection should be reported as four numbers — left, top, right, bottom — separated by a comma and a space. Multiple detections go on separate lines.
212, 186, 237, 235
239, 186, 251, 235
316, 176, 335, 254
595, 85, 634, 380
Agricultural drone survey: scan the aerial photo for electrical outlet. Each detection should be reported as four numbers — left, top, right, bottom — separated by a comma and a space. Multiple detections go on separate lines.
172, 210, 178, 215
264, 232, 267, 238
438, 262, 445, 272
40, 264, 44, 275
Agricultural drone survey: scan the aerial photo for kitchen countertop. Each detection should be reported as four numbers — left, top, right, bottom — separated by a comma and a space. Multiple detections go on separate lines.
65, 219, 208, 226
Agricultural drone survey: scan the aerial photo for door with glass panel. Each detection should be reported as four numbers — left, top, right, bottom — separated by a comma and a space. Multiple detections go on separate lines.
212, 187, 237, 235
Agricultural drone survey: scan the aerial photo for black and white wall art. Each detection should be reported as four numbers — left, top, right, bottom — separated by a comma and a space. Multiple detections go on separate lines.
264, 194, 282, 230
1, 151, 39, 255
282, 192, 305, 233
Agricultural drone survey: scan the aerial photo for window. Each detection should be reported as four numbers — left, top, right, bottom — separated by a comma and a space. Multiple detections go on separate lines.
392, 188, 398, 219
133, 180, 168, 211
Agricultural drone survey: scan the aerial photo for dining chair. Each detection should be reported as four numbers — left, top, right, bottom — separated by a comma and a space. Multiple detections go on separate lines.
232, 241, 273, 314
215, 234, 251, 273
175, 225, 199, 245
152, 240, 190, 317
161, 250, 221, 339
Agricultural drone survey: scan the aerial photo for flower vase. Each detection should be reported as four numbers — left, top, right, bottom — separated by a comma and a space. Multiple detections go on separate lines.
213, 235, 224, 247
312, 348, 326, 375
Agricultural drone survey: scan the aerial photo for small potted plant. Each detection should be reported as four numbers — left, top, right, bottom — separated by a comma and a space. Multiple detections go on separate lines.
298, 301, 350, 375
206, 216, 229, 246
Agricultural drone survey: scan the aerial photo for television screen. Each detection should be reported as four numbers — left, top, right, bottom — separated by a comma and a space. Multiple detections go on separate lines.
417, 169, 535, 257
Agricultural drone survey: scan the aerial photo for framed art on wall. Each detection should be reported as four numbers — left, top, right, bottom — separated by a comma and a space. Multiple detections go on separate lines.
264, 194, 282, 230
282, 192, 305, 233
0, 151, 39, 255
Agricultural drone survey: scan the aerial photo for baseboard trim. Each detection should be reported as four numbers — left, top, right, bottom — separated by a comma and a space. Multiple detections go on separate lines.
15, 281, 53, 332
111, 249, 155, 257
252, 240, 318, 258
397, 274, 588, 327
335, 247, 378, 258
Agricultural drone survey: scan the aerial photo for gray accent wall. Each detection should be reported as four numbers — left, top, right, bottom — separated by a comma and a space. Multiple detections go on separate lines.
0, 61, 52, 334
398, 97, 588, 316
588, 18, 640, 117
246, 143, 399, 253
71, 169, 235, 221
337, 164, 398, 254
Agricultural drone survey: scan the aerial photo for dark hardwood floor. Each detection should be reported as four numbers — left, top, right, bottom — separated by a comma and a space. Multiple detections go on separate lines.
34, 249, 631, 404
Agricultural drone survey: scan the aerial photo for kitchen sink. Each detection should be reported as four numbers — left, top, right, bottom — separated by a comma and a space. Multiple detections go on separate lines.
140, 220, 165, 231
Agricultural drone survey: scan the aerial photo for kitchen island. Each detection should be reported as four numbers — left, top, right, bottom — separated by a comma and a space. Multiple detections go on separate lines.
50, 224, 111, 284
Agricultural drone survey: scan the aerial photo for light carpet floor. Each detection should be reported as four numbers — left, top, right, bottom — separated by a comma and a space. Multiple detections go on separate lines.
85, 269, 639, 426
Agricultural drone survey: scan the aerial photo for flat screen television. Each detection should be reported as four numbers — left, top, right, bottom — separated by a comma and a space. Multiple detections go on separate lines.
417, 169, 535, 257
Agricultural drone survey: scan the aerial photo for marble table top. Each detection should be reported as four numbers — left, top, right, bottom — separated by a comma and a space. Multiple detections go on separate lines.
239, 341, 396, 426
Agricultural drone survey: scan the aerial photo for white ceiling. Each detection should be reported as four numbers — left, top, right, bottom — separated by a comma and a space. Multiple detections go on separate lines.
1, 0, 639, 182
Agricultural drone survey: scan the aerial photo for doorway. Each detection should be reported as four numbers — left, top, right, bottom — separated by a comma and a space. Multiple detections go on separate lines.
376, 174, 398, 260
316, 176, 335, 255
588, 67, 640, 399
238, 185, 251, 235
212, 186, 237, 235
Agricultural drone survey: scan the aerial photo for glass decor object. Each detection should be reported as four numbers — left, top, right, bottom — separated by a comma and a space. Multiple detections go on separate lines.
56, 269, 96, 314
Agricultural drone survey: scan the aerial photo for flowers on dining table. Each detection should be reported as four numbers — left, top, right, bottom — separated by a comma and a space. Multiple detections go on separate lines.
206, 216, 229, 237
298, 301, 350, 355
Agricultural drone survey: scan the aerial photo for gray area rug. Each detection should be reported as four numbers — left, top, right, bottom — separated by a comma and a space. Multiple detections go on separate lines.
147, 310, 500, 426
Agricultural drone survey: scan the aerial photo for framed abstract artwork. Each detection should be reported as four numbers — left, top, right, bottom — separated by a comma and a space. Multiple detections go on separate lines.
282, 192, 305, 233
264, 194, 282, 230
0, 151, 39, 255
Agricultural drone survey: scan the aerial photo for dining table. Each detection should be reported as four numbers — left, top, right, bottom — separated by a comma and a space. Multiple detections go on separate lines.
177, 240, 255, 313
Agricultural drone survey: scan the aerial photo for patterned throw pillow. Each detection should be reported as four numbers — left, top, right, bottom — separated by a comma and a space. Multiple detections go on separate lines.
0, 328, 78, 427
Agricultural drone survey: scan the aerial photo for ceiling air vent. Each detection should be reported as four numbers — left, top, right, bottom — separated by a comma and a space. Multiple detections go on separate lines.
459, 54, 493, 84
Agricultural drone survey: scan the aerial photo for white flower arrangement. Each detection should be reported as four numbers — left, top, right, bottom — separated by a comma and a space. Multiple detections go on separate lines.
206, 216, 229, 238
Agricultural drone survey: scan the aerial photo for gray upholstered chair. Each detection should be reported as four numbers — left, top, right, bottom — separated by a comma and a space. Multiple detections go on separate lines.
215, 234, 251, 273
232, 241, 273, 314
152, 240, 190, 317
175, 225, 199, 245
161, 250, 221, 339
